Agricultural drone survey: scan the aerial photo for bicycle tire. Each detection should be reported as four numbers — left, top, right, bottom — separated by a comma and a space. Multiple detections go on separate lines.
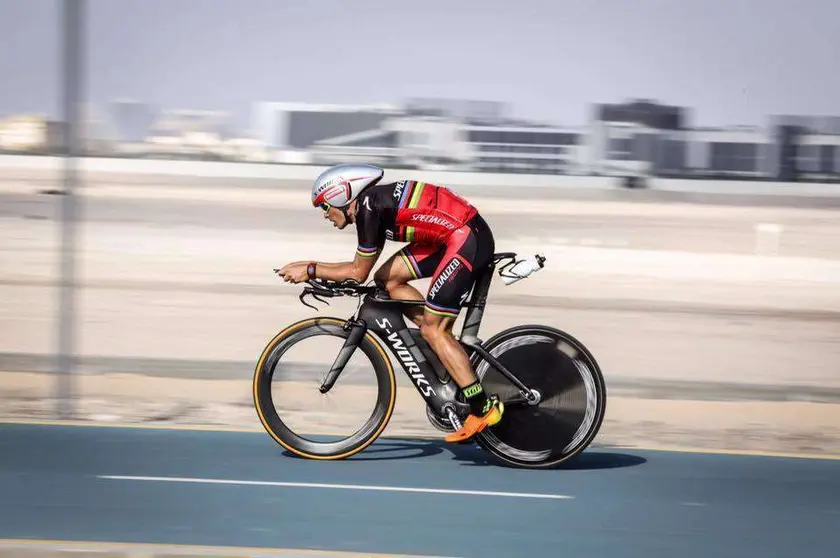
253, 316, 397, 460
469, 324, 607, 469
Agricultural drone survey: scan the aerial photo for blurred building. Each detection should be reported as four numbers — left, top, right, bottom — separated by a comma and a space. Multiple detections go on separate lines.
237, 97, 840, 181
767, 115, 840, 182
146, 109, 232, 159
79, 102, 120, 155
252, 98, 588, 173
109, 99, 157, 155
0, 115, 49, 152
587, 99, 687, 177
586, 100, 840, 182
5, 95, 838, 182
110, 99, 156, 143
464, 123, 585, 174
252, 102, 401, 163
0, 114, 80, 154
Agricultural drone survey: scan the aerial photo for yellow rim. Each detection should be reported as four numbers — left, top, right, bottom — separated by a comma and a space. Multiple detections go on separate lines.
252, 317, 396, 461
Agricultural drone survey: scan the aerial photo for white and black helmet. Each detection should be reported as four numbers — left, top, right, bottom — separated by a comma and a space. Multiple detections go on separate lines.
311, 163, 385, 210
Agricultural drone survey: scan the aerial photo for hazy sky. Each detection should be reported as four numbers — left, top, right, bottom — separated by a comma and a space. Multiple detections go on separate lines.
1, 0, 838, 132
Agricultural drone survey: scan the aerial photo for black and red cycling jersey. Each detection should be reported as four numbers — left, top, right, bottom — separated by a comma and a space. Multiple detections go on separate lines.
354, 180, 478, 258
353, 179, 494, 318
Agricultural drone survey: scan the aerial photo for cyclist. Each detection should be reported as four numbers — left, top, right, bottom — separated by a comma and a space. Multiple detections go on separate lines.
275, 163, 503, 443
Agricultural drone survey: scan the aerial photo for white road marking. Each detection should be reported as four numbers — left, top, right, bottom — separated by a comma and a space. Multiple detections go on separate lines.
98, 475, 574, 500
0, 538, 443, 557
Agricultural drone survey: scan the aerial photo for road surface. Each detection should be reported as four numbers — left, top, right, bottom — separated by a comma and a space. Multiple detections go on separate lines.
1, 422, 838, 557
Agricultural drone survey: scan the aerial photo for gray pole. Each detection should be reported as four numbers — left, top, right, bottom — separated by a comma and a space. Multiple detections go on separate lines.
56, 0, 84, 419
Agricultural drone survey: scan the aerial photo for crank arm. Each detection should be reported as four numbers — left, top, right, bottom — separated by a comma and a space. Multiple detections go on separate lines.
501, 392, 541, 407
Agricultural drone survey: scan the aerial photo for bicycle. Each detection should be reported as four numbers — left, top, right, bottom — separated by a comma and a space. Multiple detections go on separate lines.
253, 251, 607, 469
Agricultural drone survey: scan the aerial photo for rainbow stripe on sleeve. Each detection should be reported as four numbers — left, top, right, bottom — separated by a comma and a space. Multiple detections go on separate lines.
356, 244, 379, 258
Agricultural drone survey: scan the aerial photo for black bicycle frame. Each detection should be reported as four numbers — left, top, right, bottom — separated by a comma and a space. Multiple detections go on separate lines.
319, 253, 536, 416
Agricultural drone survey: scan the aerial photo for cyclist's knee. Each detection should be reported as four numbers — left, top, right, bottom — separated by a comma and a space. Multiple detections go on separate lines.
420, 312, 451, 342
372, 264, 387, 285
373, 266, 400, 292
377, 276, 407, 295
419, 318, 438, 342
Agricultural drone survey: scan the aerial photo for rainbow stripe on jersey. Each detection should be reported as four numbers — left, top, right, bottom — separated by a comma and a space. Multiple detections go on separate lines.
395, 180, 426, 242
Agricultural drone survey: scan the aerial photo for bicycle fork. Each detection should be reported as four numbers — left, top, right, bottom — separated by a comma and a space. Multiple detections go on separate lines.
319, 317, 366, 394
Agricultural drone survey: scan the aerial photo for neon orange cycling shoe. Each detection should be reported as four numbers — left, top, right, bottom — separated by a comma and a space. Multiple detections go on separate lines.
445, 395, 504, 443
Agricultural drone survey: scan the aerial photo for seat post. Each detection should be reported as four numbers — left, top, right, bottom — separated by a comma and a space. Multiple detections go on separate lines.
459, 261, 494, 345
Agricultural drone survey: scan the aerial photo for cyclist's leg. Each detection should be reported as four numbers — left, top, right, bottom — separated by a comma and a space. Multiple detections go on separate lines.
421, 215, 495, 386
420, 215, 498, 441
420, 236, 482, 391
373, 244, 445, 327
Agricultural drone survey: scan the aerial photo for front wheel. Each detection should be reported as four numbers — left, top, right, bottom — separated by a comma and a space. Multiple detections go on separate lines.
253, 316, 397, 460
470, 324, 607, 469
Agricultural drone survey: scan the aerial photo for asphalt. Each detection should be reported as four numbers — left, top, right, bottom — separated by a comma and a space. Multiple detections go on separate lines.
1, 423, 839, 557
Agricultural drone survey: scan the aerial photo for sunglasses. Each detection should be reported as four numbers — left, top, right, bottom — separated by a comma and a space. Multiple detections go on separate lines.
318, 202, 332, 212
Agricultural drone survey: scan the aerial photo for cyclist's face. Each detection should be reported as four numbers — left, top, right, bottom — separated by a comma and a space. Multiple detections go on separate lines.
320, 203, 349, 229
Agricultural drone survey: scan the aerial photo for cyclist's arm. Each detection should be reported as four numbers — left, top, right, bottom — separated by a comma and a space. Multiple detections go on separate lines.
310, 194, 383, 283
308, 251, 380, 283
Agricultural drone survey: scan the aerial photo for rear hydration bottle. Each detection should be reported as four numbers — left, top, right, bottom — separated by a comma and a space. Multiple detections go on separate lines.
501, 254, 546, 285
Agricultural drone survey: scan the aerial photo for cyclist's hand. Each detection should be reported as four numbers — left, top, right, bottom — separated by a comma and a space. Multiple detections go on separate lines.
275, 262, 309, 284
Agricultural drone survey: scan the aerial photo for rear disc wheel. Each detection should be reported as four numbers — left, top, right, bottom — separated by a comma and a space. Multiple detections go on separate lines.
470, 325, 607, 469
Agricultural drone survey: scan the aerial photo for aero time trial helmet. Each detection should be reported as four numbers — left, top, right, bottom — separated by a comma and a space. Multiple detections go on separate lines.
311, 163, 385, 210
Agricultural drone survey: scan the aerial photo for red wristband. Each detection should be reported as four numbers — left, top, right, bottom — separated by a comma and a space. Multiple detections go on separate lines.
306, 262, 317, 279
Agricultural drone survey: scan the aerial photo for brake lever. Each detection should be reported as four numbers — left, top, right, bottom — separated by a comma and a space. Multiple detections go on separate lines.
298, 287, 333, 310
311, 292, 330, 307
299, 288, 318, 310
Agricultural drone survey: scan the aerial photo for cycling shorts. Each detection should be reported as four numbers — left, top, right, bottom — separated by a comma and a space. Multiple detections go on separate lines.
397, 213, 495, 318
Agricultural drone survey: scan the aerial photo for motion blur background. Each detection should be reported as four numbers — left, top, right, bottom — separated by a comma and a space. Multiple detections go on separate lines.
2, 0, 840, 454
